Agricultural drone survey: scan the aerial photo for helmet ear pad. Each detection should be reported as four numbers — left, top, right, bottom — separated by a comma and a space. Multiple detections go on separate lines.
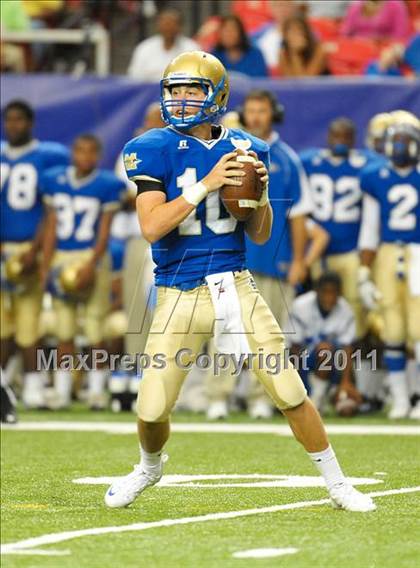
384, 139, 393, 158
237, 90, 284, 127
408, 140, 418, 158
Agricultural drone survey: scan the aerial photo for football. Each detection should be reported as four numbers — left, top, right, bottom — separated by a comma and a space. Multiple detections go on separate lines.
220, 151, 262, 221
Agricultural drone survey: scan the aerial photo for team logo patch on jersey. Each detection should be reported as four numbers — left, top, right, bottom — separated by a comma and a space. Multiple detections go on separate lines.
230, 137, 252, 152
178, 140, 189, 150
124, 153, 142, 171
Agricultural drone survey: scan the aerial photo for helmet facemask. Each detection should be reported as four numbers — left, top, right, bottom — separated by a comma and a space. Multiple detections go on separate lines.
386, 125, 420, 168
160, 75, 227, 130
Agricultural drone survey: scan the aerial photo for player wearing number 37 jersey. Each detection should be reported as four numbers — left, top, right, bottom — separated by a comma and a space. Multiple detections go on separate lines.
104, 51, 375, 513
41, 134, 125, 409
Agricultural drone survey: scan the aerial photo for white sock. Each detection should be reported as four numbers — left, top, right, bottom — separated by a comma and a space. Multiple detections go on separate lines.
406, 358, 418, 396
388, 370, 409, 405
140, 446, 162, 471
88, 369, 108, 397
412, 342, 420, 393
308, 444, 346, 491
310, 374, 329, 411
55, 370, 72, 404
0, 355, 19, 387
354, 359, 377, 398
22, 371, 46, 406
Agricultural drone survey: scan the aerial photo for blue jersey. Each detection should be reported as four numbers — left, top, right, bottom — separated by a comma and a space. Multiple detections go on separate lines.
360, 162, 420, 244
0, 140, 69, 242
246, 134, 312, 278
42, 166, 124, 251
300, 149, 370, 255
124, 125, 269, 290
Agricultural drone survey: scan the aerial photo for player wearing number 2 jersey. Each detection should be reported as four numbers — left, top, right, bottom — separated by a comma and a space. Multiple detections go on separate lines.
0, 100, 69, 409
358, 115, 420, 420
300, 118, 372, 339
41, 134, 124, 409
104, 51, 375, 513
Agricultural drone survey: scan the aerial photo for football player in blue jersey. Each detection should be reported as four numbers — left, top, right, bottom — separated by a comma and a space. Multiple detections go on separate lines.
205, 89, 313, 420
358, 113, 420, 419
365, 112, 394, 159
300, 118, 372, 340
104, 51, 375, 512
1, 100, 69, 409
41, 134, 125, 409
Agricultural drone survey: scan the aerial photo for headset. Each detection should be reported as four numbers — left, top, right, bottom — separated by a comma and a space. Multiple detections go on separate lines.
237, 89, 284, 126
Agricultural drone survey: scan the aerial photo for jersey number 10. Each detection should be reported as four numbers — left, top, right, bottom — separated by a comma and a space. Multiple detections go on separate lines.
177, 168, 237, 235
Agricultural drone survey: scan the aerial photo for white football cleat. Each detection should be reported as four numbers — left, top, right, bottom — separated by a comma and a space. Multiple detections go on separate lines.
329, 483, 376, 512
104, 456, 167, 508
388, 400, 410, 419
408, 400, 420, 420
22, 386, 45, 409
248, 399, 273, 419
206, 400, 229, 420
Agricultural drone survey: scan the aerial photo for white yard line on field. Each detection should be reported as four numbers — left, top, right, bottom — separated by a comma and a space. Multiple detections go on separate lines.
2, 421, 420, 436
1, 487, 419, 556
233, 547, 299, 559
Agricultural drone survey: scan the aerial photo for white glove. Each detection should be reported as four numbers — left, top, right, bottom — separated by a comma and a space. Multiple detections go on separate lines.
358, 266, 382, 310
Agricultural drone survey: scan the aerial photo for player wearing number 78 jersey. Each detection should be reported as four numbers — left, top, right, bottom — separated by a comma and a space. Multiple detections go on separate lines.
358, 114, 420, 419
41, 134, 125, 409
1, 100, 69, 409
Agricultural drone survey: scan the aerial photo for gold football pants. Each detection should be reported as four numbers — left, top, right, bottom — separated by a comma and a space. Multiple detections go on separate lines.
136, 270, 307, 422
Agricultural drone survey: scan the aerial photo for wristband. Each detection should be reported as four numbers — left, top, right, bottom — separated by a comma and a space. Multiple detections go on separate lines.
357, 265, 371, 284
182, 182, 208, 207
258, 184, 269, 207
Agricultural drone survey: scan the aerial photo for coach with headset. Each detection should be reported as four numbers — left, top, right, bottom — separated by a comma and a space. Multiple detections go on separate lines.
241, 89, 313, 327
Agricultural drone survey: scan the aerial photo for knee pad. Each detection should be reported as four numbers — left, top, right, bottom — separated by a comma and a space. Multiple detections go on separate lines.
268, 367, 307, 410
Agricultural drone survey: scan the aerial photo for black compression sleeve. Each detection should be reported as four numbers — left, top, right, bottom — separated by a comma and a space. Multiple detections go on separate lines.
135, 180, 166, 196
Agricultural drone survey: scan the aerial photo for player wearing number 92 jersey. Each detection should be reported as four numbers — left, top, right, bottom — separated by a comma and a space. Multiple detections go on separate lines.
300, 118, 373, 339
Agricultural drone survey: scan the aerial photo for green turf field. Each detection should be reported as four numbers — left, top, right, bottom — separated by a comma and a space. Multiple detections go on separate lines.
1, 409, 420, 568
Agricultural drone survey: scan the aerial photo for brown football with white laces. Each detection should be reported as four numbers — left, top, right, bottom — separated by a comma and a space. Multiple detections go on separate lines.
220, 151, 262, 221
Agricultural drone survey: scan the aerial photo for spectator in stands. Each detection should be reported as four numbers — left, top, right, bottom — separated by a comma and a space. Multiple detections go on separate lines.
22, 0, 63, 22
212, 15, 268, 77
341, 0, 410, 41
303, 1, 350, 19
253, 0, 298, 73
231, 0, 274, 34
0, 0, 29, 72
366, 33, 420, 76
279, 14, 330, 77
127, 7, 199, 82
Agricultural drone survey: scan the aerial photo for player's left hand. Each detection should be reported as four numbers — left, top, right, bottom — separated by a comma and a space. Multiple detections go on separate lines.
19, 247, 38, 275
338, 380, 363, 405
77, 261, 96, 290
287, 259, 307, 286
248, 151, 269, 187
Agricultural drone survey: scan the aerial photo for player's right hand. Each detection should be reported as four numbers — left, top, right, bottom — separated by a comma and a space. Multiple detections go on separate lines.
77, 261, 96, 290
358, 266, 382, 310
19, 247, 38, 275
202, 152, 245, 193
